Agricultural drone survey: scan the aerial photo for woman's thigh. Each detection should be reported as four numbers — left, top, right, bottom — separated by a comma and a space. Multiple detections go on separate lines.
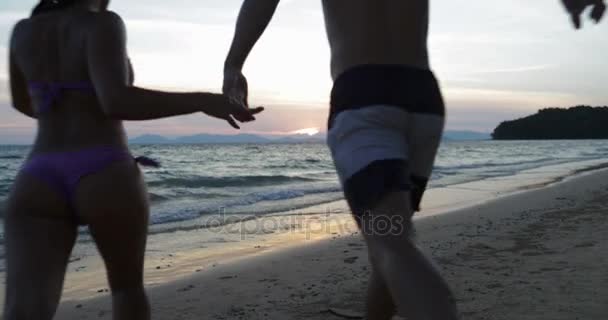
4, 173, 77, 316
73, 161, 149, 290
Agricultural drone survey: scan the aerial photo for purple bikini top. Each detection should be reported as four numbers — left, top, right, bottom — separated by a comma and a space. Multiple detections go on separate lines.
29, 81, 95, 114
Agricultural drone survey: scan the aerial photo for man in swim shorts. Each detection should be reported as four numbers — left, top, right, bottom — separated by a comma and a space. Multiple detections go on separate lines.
222, 0, 604, 319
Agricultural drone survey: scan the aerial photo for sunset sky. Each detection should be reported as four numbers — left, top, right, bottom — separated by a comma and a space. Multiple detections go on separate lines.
1, 0, 607, 144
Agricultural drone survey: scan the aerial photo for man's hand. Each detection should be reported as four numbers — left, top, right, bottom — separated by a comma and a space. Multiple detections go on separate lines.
223, 68, 255, 122
562, 0, 606, 29
202, 93, 264, 130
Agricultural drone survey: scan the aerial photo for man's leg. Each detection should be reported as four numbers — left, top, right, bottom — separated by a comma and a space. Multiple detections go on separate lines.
366, 269, 395, 320
361, 191, 459, 320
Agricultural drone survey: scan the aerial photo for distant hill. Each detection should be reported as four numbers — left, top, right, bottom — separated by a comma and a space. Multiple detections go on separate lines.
492, 105, 608, 140
175, 134, 271, 144
129, 134, 173, 144
443, 131, 491, 141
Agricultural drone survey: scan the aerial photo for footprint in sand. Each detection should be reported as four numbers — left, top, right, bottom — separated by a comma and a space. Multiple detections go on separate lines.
521, 251, 543, 257
485, 283, 503, 289
574, 241, 596, 248
177, 284, 196, 292
344, 257, 358, 264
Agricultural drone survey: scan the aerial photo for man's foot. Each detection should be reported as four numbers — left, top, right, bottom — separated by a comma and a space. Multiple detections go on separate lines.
328, 307, 364, 319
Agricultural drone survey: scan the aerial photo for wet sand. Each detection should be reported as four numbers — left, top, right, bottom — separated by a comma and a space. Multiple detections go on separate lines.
54, 169, 608, 319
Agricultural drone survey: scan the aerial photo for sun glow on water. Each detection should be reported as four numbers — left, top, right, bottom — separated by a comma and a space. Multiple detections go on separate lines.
291, 128, 320, 136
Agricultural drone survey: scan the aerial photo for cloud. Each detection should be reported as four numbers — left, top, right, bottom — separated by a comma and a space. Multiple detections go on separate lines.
0, 101, 35, 144
470, 64, 554, 74
0, 78, 10, 104
444, 87, 581, 110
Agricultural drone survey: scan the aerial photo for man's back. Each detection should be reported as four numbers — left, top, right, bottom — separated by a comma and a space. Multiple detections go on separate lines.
321, 0, 430, 79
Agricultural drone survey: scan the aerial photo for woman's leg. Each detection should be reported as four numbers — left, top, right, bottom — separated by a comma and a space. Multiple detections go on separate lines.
74, 161, 150, 320
3, 174, 77, 320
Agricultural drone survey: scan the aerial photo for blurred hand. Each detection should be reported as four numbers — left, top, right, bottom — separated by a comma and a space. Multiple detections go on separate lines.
223, 68, 255, 122
202, 94, 264, 130
127, 58, 135, 86
562, 0, 606, 28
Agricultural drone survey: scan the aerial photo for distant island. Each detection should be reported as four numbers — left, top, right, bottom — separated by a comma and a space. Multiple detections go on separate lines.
492, 106, 608, 140
128, 130, 491, 144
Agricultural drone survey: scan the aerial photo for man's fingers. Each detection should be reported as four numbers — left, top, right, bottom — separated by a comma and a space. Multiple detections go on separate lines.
227, 116, 240, 129
591, 3, 606, 22
572, 13, 582, 28
249, 107, 265, 115
237, 108, 256, 121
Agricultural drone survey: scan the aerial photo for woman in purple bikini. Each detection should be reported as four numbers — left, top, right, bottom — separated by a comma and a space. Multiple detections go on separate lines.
4, 0, 262, 319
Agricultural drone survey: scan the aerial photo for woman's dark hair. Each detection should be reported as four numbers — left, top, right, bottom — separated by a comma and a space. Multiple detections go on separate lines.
32, 0, 82, 16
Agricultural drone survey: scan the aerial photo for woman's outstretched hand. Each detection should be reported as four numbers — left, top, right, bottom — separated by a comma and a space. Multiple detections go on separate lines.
562, 0, 606, 28
202, 94, 264, 129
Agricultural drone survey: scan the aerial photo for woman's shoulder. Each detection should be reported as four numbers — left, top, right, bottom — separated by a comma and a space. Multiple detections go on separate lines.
11, 17, 31, 34
89, 10, 124, 23
9, 18, 31, 49
83, 10, 126, 34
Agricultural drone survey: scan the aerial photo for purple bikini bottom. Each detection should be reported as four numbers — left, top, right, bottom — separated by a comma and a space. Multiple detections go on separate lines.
21, 145, 158, 224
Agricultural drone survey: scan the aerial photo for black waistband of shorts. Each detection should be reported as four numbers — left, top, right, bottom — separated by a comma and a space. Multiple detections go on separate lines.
328, 64, 445, 129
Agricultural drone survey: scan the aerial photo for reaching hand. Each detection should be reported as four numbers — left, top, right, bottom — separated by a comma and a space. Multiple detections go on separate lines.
127, 58, 135, 86
223, 68, 254, 123
562, 0, 606, 29
202, 94, 264, 130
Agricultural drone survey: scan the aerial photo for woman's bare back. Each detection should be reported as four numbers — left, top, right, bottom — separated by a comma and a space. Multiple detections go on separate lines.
11, 10, 128, 152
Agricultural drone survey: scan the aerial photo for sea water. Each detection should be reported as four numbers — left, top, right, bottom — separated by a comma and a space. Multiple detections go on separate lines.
1, 140, 608, 250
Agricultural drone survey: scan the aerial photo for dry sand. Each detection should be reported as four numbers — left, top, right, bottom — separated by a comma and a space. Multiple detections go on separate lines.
54, 169, 608, 319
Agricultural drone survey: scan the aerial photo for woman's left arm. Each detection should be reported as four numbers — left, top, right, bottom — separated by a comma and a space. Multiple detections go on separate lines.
9, 22, 36, 119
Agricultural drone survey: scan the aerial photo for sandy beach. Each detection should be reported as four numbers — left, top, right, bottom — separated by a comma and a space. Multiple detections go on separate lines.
46, 167, 608, 319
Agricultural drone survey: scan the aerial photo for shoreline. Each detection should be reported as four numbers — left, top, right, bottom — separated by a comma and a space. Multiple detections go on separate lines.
53, 164, 608, 319
1, 158, 607, 302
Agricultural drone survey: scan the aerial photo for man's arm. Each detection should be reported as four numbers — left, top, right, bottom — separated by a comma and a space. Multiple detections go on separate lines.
224, 0, 280, 71
223, 0, 280, 110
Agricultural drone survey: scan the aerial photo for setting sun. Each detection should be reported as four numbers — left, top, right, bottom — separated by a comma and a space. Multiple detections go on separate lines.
291, 127, 320, 136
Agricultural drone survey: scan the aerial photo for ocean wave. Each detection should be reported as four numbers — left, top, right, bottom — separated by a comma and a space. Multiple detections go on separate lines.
147, 185, 342, 225
578, 151, 608, 157
434, 157, 560, 171
149, 193, 170, 203
0, 155, 22, 160
229, 186, 342, 205
304, 158, 321, 163
150, 189, 237, 202
147, 175, 316, 188
147, 194, 345, 229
